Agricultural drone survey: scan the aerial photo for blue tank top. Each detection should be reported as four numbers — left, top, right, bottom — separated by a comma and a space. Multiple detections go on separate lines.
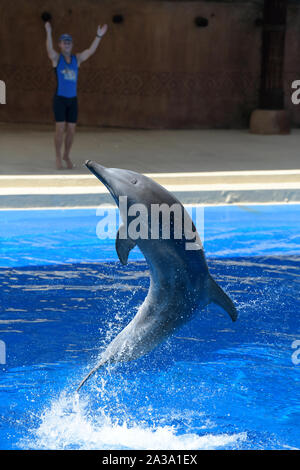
55, 54, 78, 98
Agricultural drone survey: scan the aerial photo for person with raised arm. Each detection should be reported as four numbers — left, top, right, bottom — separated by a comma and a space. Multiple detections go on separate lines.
45, 21, 108, 169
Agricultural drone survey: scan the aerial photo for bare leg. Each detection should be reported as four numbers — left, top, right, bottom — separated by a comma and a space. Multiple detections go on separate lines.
54, 122, 65, 170
63, 123, 76, 169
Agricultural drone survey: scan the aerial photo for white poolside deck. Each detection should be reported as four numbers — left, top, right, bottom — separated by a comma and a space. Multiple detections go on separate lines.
0, 123, 299, 207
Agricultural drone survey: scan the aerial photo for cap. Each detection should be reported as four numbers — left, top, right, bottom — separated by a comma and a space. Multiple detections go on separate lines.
59, 34, 73, 42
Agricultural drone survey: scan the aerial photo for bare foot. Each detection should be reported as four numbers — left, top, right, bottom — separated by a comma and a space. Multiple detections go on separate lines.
63, 156, 74, 169
56, 158, 63, 170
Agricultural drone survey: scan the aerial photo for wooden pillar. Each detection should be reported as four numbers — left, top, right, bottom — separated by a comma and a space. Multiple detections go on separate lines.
250, 0, 290, 134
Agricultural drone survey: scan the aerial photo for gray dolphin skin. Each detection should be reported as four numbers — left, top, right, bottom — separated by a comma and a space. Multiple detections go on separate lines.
77, 160, 238, 391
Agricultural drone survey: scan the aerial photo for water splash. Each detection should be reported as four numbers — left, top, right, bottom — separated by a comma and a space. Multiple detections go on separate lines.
20, 391, 247, 450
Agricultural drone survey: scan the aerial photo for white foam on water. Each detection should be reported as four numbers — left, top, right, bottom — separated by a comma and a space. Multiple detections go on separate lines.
20, 392, 247, 450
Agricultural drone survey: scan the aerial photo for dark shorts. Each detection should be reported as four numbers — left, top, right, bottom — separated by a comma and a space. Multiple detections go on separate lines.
53, 95, 78, 123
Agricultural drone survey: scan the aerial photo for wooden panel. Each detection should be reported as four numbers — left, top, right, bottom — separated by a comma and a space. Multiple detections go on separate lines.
0, 0, 263, 128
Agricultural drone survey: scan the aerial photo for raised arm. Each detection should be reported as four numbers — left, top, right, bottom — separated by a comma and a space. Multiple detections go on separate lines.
76, 24, 108, 66
45, 22, 59, 66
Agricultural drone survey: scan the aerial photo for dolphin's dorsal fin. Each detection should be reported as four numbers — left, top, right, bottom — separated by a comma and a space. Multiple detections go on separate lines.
116, 224, 136, 265
209, 275, 238, 322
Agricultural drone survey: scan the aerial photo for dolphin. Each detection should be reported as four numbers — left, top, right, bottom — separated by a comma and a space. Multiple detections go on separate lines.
77, 161, 237, 391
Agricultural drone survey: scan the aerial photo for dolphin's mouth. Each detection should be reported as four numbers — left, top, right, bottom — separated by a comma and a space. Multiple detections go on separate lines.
85, 160, 105, 182
85, 160, 119, 205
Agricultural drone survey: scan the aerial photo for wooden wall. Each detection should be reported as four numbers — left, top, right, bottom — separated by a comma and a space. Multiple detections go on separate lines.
0, 0, 297, 128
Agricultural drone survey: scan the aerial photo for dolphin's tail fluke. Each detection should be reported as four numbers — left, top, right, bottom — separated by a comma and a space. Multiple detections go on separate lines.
76, 361, 106, 392
208, 275, 238, 322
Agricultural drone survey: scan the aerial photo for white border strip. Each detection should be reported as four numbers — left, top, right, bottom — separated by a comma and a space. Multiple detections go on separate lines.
1, 169, 300, 180
1, 182, 300, 195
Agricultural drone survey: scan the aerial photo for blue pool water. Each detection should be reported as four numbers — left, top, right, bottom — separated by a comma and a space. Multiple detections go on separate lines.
0, 204, 299, 450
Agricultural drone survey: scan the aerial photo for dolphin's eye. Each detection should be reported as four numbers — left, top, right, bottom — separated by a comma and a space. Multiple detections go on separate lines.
131, 178, 137, 184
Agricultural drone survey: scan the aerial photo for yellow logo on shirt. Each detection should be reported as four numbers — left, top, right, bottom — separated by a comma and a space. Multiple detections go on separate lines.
61, 68, 76, 82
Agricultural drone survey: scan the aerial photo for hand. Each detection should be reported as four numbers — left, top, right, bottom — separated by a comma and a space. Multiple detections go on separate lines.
45, 22, 52, 34
97, 24, 108, 37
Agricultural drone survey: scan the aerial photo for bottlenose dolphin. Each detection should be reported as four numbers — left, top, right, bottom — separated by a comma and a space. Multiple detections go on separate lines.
77, 161, 237, 391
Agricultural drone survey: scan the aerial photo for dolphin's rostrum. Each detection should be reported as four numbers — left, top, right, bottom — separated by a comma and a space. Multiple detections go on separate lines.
77, 161, 238, 391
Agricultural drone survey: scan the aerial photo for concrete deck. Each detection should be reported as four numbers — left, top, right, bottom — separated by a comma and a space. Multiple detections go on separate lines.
0, 123, 300, 207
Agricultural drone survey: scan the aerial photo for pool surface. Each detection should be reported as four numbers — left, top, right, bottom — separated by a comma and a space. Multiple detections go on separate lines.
0, 204, 299, 450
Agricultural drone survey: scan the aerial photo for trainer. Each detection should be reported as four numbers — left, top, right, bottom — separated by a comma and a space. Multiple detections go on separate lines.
45, 21, 108, 169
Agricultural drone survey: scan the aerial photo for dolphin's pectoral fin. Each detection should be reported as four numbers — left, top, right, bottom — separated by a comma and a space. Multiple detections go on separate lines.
116, 225, 137, 265
208, 275, 238, 322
